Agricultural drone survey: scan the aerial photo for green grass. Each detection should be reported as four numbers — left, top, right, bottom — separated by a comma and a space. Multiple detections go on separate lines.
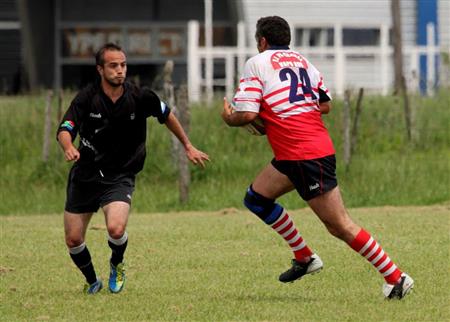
1, 205, 449, 321
0, 92, 449, 214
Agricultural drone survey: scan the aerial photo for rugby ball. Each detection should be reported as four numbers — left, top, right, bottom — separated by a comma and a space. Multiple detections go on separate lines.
229, 102, 266, 136
244, 117, 266, 136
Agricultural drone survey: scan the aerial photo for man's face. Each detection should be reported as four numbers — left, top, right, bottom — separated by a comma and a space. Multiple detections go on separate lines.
256, 36, 268, 53
97, 50, 127, 87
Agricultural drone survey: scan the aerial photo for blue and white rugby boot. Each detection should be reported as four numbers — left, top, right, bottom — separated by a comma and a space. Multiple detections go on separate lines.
109, 262, 125, 293
84, 279, 103, 295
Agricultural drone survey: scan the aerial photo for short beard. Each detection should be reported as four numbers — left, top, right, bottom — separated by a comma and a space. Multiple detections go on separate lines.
105, 77, 124, 88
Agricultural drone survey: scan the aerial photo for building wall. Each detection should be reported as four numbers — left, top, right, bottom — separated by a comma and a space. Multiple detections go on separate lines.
60, 0, 232, 22
240, 0, 448, 93
241, 0, 449, 51
0, 0, 21, 94
439, 0, 450, 48
0, 0, 18, 20
21, 0, 238, 89
242, 0, 416, 45
23, 0, 54, 88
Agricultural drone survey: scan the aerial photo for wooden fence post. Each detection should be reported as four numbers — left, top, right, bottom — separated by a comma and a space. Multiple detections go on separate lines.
162, 60, 180, 166
351, 88, 364, 154
401, 75, 412, 141
42, 90, 53, 162
57, 88, 63, 123
162, 60, 190, 203
343, 90, 351, 169
176, 84, 190, 204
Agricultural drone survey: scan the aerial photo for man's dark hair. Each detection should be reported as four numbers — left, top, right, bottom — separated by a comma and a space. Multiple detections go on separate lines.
95, 43, 123, 66
255, 16, 291, 46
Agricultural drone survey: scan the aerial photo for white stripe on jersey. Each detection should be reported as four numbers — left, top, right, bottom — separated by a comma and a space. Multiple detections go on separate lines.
232, 49, 330, 118
276, 105, 318, 119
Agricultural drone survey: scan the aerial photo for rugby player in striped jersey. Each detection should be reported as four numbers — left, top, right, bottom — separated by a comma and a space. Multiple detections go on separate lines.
221, 16, 413, 299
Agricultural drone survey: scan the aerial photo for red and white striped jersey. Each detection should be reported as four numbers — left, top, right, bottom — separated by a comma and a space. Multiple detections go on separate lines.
232, 48, 335, 161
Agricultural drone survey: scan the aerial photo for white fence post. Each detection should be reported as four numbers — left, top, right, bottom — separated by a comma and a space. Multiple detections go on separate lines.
204, 0, 213, 104
237, 21, 246, 77
426, 22, 436, 96
225, 53, 234, 100
187, 20, 200, 103
334, 23, 345, 97
380, 23, 390, 95
409, 47, 419, 93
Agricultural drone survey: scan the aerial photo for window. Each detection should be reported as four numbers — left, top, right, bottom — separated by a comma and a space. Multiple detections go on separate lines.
343, 28, 380, 46
295, 28, 334, 47
295, 27, 387, 48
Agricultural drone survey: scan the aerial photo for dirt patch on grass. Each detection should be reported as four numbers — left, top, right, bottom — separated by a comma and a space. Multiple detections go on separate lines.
0, 266, 15, 274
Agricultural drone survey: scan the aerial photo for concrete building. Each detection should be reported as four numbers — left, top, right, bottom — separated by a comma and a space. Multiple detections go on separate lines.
0, 0, 22, 93
240, 0, 449, 94
0, 0, 448, 94
1, 0, 240, 92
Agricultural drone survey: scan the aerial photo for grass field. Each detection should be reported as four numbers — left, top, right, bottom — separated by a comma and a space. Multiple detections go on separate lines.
1, 92, 449, 214
1, 205, 449, 322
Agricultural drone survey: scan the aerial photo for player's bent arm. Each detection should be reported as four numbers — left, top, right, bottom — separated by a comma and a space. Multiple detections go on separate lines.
319, 101, 332, 114
223, 110, 258, 127
57, 131, 80, 162
164, 112, 210, 167
221, 97, 258, 126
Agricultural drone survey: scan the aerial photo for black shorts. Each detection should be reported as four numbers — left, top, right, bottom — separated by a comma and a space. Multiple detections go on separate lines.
65, 167, 136, 214
271, 155, 338, 201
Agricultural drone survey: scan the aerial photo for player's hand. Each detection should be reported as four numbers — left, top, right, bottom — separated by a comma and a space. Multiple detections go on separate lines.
64, 145, 80, 162
185, 144, 210, 168
221, 97, 234, 123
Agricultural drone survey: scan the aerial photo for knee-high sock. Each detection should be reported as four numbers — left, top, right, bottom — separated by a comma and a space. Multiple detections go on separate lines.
349, 228, 402, 284
69, 243, 97, 285
269, 207, 313, 262
108, 232, 128, 267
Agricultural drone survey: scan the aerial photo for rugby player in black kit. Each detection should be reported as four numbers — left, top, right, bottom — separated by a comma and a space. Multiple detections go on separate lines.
57, 43, 209, 294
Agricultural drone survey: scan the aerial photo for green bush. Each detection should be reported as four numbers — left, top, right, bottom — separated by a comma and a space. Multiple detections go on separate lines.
0, 91, 448, 215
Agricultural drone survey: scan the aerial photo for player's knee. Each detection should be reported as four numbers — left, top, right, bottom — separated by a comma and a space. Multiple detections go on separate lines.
65, 235, 84, 249
243, 185, 284, 224
107, 225, 126, 239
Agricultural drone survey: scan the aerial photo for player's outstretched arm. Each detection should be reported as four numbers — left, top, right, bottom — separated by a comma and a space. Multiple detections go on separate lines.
164, 112, 210, 168
221, 97, 258, 127
57, 131, 80, 162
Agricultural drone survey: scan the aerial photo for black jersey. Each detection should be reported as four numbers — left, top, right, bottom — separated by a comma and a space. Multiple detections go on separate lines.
57, 81, 170, 181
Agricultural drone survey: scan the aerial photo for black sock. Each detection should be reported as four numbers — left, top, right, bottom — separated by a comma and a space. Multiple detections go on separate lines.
108, 232, 128, 267
69, 243, 97, 285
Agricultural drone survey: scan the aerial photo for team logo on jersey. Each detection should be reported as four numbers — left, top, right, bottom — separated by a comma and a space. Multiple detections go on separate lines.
271, 51, 308, 70
160, 101, 167, 113
60, 120, 75, 131
89, 112, 102, 118
309, 183, 320, 191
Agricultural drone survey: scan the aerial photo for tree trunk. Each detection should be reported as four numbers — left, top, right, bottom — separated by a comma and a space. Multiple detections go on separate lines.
391, 0, 412, 141
162, 60, 180, 165
162, 60, 190, 203
176, 84, 191, 204
391, 0, 404, 94
351, 88, 364, 154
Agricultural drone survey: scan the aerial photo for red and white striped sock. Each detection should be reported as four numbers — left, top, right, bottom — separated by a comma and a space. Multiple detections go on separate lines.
270, 209, 313, 262
349, 228, 402, 284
